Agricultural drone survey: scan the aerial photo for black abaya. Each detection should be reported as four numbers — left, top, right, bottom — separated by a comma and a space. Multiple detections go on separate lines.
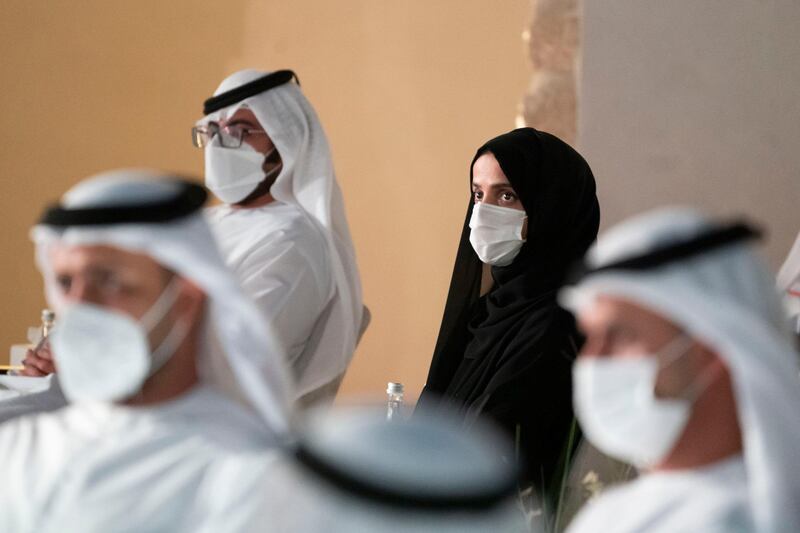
419, 127, 600, 504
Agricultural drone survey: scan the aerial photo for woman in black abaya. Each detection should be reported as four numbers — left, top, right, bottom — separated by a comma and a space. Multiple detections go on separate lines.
418, 127, 600, 508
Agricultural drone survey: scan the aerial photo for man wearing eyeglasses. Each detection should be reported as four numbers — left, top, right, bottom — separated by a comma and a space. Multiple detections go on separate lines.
193, 106, 282, 207
192, 69, 366, 408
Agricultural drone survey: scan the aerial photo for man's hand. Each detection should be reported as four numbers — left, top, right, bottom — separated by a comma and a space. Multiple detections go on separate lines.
21, 341, 56, 377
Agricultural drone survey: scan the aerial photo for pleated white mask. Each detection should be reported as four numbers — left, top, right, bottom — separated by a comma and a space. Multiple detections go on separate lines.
50, 279, 190, 403
573, 335, 718, 468
204, 137, 274, 204
468, 203, 527, 267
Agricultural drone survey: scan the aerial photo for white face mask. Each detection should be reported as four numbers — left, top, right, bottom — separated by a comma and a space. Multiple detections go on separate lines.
204, 136, 278, 204
573, 335, 716, 468
468, 202, 527, 267
50, 279, 191, 403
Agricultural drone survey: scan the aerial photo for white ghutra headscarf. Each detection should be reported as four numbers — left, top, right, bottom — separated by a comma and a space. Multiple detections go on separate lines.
561, 207, 800, 533
777, 231, 800, 334
31, 169, 294, 439
199, 69, 365, 397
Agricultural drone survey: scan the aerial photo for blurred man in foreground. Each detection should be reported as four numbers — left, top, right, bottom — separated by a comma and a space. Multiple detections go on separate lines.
0, 170, 293, 532
561, 207, 800, 533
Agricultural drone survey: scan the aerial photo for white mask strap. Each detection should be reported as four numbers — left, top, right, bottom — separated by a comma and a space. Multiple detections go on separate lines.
148, 316, 193, 377
262, 147, 282, 178
138, 277, 195, 377
656, 334, 724, 402
262, 146, 277, 159
139, 277, 182, 333
680, 359, 725, 403
655, 334, 695, 370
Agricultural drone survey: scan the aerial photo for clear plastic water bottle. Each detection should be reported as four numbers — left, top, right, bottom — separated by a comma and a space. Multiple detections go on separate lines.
12, 310, 56, 374
41, 309, 55, 339
386, 382, 404, 421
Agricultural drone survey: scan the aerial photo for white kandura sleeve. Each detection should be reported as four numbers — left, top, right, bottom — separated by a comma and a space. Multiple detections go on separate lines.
0, 413, 73, 533
234, 230, 332, 381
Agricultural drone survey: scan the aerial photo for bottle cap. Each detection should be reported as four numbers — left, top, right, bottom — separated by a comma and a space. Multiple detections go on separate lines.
41, 309, 55, 323
386, 382, 404, 395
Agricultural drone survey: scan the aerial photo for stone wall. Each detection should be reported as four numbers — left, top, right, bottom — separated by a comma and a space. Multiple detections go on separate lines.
519, 0, 580, 146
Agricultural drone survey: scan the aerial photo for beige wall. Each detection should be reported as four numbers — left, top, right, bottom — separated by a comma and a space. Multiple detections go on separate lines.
0, 0, 248, 361
579, 0, 800, 267
0, 1, 530, 401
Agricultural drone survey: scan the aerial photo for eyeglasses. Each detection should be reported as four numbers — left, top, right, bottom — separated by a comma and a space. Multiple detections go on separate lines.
191, 123, 267, 148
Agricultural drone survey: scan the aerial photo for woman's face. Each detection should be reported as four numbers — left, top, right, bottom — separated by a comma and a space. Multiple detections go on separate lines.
471, 153, 524, 211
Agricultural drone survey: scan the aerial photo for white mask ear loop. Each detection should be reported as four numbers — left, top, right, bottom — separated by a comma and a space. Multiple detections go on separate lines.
262, 146, 282, 178
655, 334, 724, 403
139, 277, 182, 332
261, 146, 277, 160
681, 361, 725, 403
138, 277, 189, 376
148, 316, 193, 377
654, 334, 695, 370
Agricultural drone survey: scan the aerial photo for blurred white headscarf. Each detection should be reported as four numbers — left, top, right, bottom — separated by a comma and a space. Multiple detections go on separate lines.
199, 70, 364, 396
777, 231, 800, 333
31, 169, 294, 438
198, 407, 529, 533
561, 207, 800, 533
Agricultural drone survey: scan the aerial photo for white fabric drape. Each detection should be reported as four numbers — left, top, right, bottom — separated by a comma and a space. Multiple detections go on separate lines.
777, 231, 800, 291
777, 230, 800, 333
0, 386, 269, 533
561, 207, 800, 533
200, 70, 364, 399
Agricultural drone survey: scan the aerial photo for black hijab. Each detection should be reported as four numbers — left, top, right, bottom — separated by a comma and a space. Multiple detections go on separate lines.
420, 127, 600, 411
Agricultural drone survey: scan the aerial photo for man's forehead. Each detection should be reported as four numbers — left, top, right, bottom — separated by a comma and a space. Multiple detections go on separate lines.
202, 104, 261, 125
226, 107, 259, 122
